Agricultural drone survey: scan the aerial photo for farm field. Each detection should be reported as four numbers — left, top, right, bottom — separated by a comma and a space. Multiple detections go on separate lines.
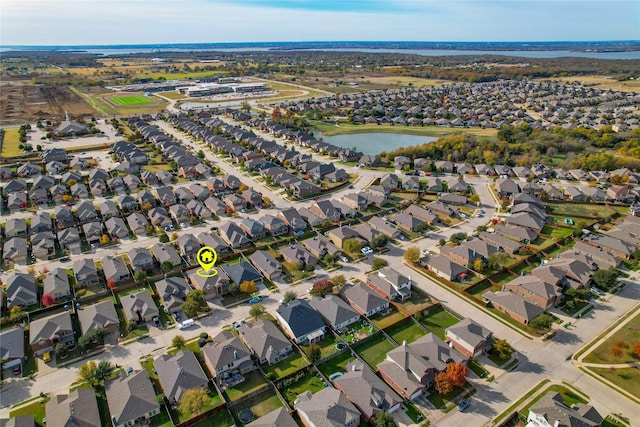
108, 95, 153, 106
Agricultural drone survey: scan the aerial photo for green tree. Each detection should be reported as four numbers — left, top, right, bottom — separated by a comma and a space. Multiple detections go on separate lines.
450, 232, 468, 245
249, 303, 266, 320
487, 253, 510, 270
330, 275, 346, 288
178, 387, 209, 416
592, 268, 619, 291
133, 270, 147, 282
78, 361, 98, 386
529, 313, 554, 330
172, 335, 186, 350
438, 238, 446, 246
491, 339, 513, 361
160, 260, 174, 273
371, 234, 389, 249
55, 343, 67, 358
282, 290, 297, 304
183, 290, 208, 317
95, 361, 114, 384
159, 233, 169, 243
375, 411, 398, 427
372, 258, 388, 270
308, 343, 322, 362
404, 246, 421, 263
343, 238, 362, 255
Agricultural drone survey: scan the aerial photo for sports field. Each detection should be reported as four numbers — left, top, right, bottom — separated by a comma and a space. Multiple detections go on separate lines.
108, 95, 152, 106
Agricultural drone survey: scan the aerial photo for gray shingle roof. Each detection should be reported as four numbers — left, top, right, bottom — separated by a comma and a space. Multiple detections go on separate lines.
46, 387, 101, 427
154, 350, 209, 403
308, 295, 359, 329
105, 370, 159, 425
295, 387, 360, 427
276, 299, 325, 340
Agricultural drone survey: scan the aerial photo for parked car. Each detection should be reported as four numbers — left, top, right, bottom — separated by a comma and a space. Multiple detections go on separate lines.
339, 256, 349, 263
59, 257, 70, 263
232, 321, 241, 329
152, 316, 161, 328
173, 312, 181, 321
457, 399, 470, 412
248, 296, 261, 305
360, 246, 373, 255
13, 365, 21, 376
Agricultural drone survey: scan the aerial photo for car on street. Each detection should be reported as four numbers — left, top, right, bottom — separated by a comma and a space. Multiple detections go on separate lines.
232, 321, 241, 329
457, 399, 471, 412
360, 246, 373, 255
248, 296, 261, 305
210, 226, 218, 230
59, 257, 70, 263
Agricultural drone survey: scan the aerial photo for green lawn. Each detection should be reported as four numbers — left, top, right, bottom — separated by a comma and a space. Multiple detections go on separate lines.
488, 350, 512, 367
108, 95, 153, 106
1, 127, 23, 157
426, 383, 471, 409
191, 409, 234, 427
9, 396, 50, 426
584, 312, 640, 364
151, 409, 174, 427
173, 390, 223, 423
262, 351, 309, 379
386, 320, 427, 345
490, 271, 517, 286
280, 372, 327, 405
233, 389, 283, 424
224, 370, 268, 401
419, 305, 459, 339
546, 202, 613, 219
353, 334, 395, 368
370, 309, 408, 329
317, 351, 356, 378
468, 358, 490, 379
301, 335, 339, 360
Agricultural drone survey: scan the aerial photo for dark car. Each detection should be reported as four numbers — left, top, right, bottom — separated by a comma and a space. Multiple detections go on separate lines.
152, 316, 161, 328
59, 257, 70, 263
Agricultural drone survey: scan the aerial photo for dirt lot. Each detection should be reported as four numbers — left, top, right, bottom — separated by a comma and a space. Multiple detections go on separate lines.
0, 83, 96, 124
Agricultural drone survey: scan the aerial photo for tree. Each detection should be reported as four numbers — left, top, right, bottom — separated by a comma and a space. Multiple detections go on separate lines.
172, 335, 186, 350
592, 268, 619, 291
529, 313, 554, 330
41, 292, 55, 307
10, 306, 21, 317
171, 232, 178, 241
404, 246, 420, 263
106, 278, 116, 289
133, 270, 147, 282
439, 238, 446, 247
491, 339, 514, 360
239, 280, 257, 294
310, 279, 332, 297
330, 275, 346, 288
343, 238, 362, 255
450, 232, 468, 245
372, 258, 388, 270
435, 371, 454, 395
161, 260, 174, 273
159, 233, 169, 243
55, 343, 67, 358
78, 361, 98, 386
282, 290, 297, 304
371, 234, 389, 249
197, 150, 205, 159
183, 289, 208, 317
375, 411, 398, 427
633, 343, 640, 358
95, 361, 114, 384
249, 303, 266, 320
487, 253, 510, 270
473, 258, 484, 272
445, 362, 467, 388
610, 346, 623, 358
308, 343, 322, 362
178, 387, 209, 416
78, 334, 92, 351
101, 234, 110, 245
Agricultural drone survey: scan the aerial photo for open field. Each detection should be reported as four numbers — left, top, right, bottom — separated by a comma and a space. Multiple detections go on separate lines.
108, 95, 153, 106
365, 76, 452, 87
546, 202, 614, 219
584, 312, 640, 364
540, 75, 640, 93
1, 127, 22, 157
311, 121, 498, 138
158, 91, 189, 100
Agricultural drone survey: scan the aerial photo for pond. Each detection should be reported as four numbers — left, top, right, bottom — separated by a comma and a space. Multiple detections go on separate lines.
318, 132, 437, 155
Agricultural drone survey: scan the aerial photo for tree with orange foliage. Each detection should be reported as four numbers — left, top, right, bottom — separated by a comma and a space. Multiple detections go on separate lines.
435, 371, 454, 395
633, 343, 640, 358
610, 346, 623, 358
446, 362, 467, 388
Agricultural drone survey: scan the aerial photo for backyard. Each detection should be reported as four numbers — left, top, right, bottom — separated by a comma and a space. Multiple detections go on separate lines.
232, 389, 283, 425
223, 370, 268, 401
301, 335, 339, 360
262, 350, 309, 379
191, 409, 234, 427
386, 319, 427, 345
393, 291, 434, 315
339, 320, 375, 344
419, 305, 460, 339
317, 351, 356, 378
280, 371, 327, 405
172, 389, 223, 424
353, 334, 396, 368
369, 308, 408, 329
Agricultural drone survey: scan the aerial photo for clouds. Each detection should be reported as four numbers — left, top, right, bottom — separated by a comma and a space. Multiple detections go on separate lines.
1, 0, 638, 45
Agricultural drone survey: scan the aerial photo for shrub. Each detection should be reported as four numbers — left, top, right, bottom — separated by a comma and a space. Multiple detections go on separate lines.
197, 337, 208, 347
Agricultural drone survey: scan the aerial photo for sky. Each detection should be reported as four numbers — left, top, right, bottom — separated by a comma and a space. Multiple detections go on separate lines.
1, 0, 638, 46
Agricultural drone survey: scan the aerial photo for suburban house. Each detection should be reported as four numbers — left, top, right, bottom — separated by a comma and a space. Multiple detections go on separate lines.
249, 250, 282, 280
31, 232, 55, 261
259, 214, 288, 237
246, 407, 297, 427
3, 237, 29, 265
102, 256, 131, 284
404, 204, 438, 224
176, 233, 201, 260
42, 268, 71, 300
155, 277, 191, 313
154, 350, 209, 404
504, 275, 563, 309
378, 334, 466, 400
105, 370, 161, 427
219, 221, 251, 248
221, 261, 263, 286
366, 267, 412, 301
368, 216, 402, 239
74, 258, 100, 288
484, 291, 545, 325
77, 299, 120, 336
238, 319, 294, 366
278, 208, 309, 232
0, 327, 25, 373
120, 290, 159, 324
46, 388, 101, 427
445, 318, 493, 358
127, 212, 149, 235
302, 235, 341, 259
281, 244, 318, 269
202, 331, 254, 387
6, 272, 37, 308
197, 232, 232, 257
327, 226, 363, 249
239, 218, 267, 241
188, 267, 231, 299
275, 299, 326, 344
341, 283, 389, 317
151, 243, 183, 267
526, 392, 603, 427
295, 387, 360, 427
309, 294, 360, 332
334, 360, 402, 422
29, 311, 75, 356
479, 232, 522, 255
105, 217, 129, 240
391, 213, 424, 233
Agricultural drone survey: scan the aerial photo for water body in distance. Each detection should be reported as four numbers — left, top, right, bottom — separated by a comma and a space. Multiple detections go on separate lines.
319, 132, 437, 155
